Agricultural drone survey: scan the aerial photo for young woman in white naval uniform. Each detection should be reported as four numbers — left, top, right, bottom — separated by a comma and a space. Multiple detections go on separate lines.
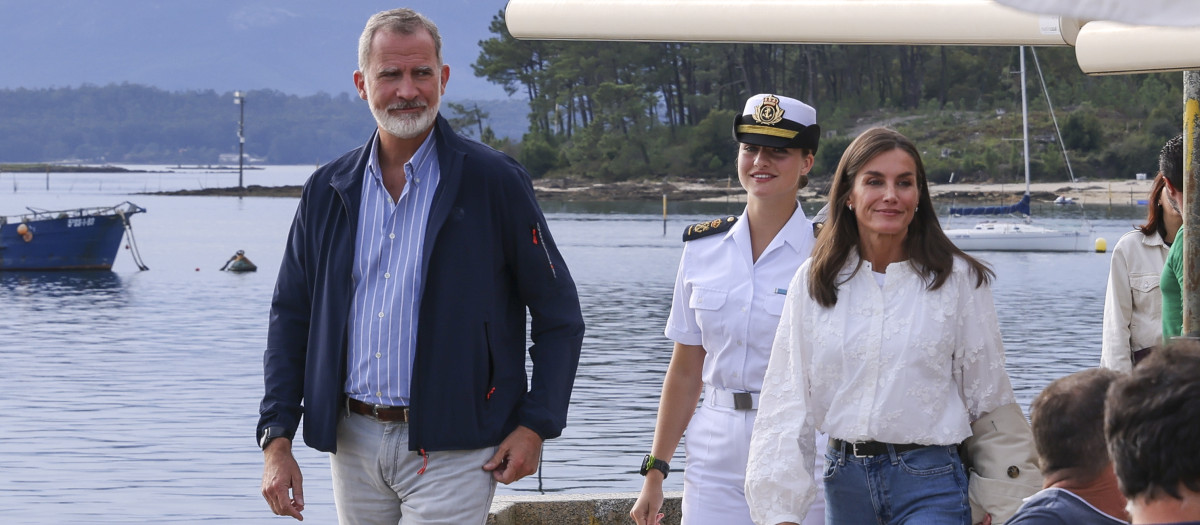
630, 94, 826, 525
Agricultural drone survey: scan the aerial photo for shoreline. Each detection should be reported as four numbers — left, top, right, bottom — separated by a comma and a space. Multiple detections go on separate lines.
145, 177, 1156, 205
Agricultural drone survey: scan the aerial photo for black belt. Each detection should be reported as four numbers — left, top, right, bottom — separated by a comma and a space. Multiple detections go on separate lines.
347, 397, 410, 422
830, 438, 927, 457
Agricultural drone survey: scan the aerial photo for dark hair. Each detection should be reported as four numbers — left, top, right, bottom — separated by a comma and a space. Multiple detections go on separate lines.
1161, 134, 1184, 192
807, 127, 993, 307
1031, 368, 1121, 479
1106, 340, 1200, 502
1136, 174, 1170, 240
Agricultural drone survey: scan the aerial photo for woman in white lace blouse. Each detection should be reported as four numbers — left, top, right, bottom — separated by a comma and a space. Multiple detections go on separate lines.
745, 128, 1017, 525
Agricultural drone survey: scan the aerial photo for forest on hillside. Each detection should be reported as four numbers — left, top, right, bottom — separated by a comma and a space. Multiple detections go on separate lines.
0, 12, 1182, 184
474, 11, 1181, 184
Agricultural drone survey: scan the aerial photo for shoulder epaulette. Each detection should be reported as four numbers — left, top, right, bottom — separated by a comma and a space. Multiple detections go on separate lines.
683, 215, 738, 242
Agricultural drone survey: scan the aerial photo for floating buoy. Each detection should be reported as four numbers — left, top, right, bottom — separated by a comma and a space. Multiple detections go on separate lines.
1095, 237, 1107, 253
195, 267, 201, 272
16, 223, 28, 235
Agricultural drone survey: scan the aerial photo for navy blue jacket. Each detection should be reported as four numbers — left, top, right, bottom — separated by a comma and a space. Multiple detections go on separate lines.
258, 116, 585, 453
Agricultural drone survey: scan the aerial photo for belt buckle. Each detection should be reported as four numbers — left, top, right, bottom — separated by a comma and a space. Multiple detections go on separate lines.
372, 404, 385, 419
732, 392, 753, 410
851, 441, 868, 457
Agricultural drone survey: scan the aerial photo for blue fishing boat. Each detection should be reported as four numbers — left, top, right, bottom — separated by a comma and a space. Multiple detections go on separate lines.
0, 201, 149, 271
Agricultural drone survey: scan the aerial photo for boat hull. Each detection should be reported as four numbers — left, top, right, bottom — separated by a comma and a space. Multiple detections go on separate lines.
0, 213, 131, 271
945, 221, 1092, 252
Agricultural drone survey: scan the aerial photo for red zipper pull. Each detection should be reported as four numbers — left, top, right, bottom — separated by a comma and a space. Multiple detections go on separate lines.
532, 228, 539, 245
417, 449, 428, 475
486, 386, 496, 400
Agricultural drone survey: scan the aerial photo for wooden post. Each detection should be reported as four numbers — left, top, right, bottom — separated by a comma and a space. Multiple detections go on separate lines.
1182, 71, 1200, 336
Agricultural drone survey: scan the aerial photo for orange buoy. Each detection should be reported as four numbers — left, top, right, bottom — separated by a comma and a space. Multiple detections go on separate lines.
16, 223, 28, 235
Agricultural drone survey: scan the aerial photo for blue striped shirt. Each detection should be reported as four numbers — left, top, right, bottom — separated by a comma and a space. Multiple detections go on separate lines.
345, 133, 440, 407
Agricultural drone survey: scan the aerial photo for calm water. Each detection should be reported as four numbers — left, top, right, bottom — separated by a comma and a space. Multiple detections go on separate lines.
0, 166, 1145, 523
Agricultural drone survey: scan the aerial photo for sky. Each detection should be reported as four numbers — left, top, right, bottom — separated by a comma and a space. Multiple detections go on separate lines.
0, 0, 514, 100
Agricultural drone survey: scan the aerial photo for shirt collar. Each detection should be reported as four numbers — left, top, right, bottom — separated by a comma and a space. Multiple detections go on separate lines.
728, 201, 812, 252
365, 130, 438, 186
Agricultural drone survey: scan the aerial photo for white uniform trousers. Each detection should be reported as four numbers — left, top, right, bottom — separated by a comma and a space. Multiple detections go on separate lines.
683, 390, 826, 525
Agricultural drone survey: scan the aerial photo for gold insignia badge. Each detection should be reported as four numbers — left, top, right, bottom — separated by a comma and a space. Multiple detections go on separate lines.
693, 223, 710, 234
752, 95, 785, 126
710, 219, 722, 228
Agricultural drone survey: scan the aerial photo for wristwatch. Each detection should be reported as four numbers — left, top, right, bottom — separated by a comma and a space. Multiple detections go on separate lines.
259, 426, 293, 450
640, 454, 670, 479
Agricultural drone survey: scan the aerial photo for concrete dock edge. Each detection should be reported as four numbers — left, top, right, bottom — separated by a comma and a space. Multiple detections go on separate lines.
487, 491, 683, 524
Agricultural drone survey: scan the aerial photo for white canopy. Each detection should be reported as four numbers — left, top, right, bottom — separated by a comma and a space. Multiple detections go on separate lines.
994, 0, 1200, 27
503, 0, 1200, 74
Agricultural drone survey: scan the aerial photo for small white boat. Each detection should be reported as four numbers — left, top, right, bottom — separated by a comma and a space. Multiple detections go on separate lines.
943, 46, 1092, 253
944, 220, 1092, 252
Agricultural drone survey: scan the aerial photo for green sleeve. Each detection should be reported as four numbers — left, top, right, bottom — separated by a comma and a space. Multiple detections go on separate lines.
1163, 227, 1186, 340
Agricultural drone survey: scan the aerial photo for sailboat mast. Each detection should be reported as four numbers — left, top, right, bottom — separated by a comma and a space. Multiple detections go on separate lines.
1020, 45, 1031, 196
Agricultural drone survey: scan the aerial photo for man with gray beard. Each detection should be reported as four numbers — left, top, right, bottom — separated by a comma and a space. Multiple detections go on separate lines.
257, 8, 585, 524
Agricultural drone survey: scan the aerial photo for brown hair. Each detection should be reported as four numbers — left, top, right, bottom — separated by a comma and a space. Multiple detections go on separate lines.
807, 127, 993, 307
1031, 368, 1121, 479
1136, 174, 1170, 241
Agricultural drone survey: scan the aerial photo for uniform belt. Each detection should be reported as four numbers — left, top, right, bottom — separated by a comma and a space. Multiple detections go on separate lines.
347, 397, 410, 422
705, 385, 759, 410
830, 438, 926, 457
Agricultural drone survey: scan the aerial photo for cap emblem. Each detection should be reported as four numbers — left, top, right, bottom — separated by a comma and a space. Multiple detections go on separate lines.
752, 94, 785, 125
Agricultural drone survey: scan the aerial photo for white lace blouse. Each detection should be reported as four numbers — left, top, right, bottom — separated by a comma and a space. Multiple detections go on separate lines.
745, 252, 1015, 525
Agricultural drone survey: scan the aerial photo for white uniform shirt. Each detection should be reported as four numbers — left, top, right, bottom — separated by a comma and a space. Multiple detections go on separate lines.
665, 205, 816, 393
1101, 229, 1168, 373
746, 252, 1016, 525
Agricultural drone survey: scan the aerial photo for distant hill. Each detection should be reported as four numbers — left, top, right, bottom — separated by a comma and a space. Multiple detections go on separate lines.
0, 84, 528, 164
0, 0, 512, 101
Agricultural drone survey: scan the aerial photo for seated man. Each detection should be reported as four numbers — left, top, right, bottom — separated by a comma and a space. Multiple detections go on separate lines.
1008, 368, 1128, 524
1106, 341, 1200, 524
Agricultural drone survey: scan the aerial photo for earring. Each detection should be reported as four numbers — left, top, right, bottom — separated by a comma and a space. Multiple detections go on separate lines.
847, 204, 853, 211
915, 206, 919, 213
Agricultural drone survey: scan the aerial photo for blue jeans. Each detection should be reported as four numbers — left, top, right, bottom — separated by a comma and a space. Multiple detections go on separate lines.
823, 442, 970, 525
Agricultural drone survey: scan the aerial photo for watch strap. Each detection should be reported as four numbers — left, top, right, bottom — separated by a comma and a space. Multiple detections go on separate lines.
640, 454, 670, 479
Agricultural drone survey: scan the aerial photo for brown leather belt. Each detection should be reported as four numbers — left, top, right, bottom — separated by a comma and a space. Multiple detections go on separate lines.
830, 438, 926, 457
347, 397, 410, 422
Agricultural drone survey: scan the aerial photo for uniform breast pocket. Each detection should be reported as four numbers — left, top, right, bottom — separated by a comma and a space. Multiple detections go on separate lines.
765, 294, 786, 316
689, 287, 728, 311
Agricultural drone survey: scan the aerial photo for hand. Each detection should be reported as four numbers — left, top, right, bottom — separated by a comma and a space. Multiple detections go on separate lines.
630, 473, 666, 525
482, 425, 543, 484
974, 514, 992, 525
261, 438, 305, 521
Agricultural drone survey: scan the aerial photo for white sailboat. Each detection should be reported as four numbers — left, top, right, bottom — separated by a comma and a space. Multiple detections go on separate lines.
943, 46, 1093, 252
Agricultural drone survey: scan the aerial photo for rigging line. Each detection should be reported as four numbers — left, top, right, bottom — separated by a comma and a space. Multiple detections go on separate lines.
1029, 47, 1077, 183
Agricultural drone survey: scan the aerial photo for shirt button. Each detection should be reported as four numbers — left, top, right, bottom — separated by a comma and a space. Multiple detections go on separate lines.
378, 312, 385, 318
389, 233, 396, 239
384, 272, 391, 279
376, 391, 382, 397
737, 340, 743, 346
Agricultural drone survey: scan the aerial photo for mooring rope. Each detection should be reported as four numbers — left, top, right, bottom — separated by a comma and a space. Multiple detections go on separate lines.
117, 208, 149, 271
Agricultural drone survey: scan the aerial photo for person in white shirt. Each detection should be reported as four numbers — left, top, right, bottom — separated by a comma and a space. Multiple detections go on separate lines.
630, 94, 826, 525
745, 127, 1017, 525
1101, 136, 1184, 372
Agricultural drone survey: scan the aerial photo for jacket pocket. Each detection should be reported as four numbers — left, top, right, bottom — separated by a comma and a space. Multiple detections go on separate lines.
1130, 273, 1160, 294
483, 322, 496, 401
